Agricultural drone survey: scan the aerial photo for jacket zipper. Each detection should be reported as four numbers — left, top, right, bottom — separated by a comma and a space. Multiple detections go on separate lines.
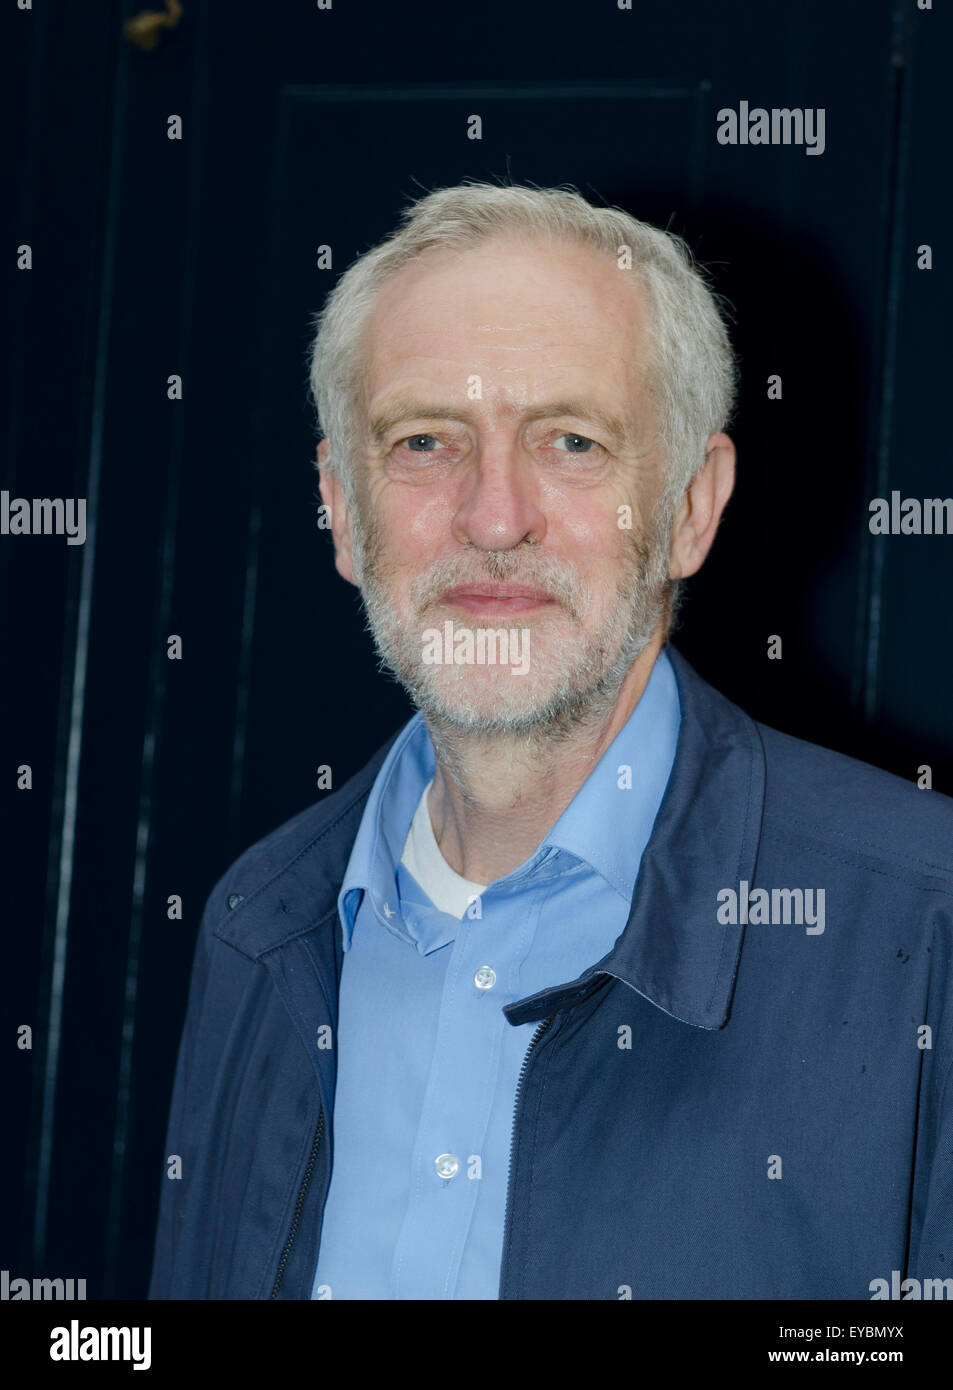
270, 1105, 325, 1298
500, 1013, 557, 1289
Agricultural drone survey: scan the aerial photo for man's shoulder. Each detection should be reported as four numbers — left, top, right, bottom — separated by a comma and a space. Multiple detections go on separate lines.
671, 646, 953, 887
204, 727, 402, 921
754, 715, 953, 887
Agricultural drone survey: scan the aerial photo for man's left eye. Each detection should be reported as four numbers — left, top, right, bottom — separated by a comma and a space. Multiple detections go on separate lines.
552, 433, 596, 453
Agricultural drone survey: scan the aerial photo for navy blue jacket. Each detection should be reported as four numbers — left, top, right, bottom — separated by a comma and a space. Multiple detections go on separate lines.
147, 647, 953, 1299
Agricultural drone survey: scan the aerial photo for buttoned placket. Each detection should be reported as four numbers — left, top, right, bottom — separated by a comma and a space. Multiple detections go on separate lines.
388, 862, 569, 1299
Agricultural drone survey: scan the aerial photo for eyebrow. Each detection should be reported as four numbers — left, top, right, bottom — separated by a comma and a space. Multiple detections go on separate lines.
367, 396, 639, 452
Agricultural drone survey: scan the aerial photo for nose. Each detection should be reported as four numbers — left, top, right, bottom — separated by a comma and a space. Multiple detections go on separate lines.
450, 433, 547, 552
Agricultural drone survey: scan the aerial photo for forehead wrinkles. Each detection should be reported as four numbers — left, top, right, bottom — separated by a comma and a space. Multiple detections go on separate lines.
359, 254, 654, 450
366, 241, 646, 344
367, 316, 616, 367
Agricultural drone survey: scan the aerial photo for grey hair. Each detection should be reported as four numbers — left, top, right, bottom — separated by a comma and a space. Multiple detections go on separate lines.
307, 181, 738, 627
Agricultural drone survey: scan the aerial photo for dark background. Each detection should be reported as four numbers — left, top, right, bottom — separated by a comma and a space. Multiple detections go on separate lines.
2, 0, 949, 1299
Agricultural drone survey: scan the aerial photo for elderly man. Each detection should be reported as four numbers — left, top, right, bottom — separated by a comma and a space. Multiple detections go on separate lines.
149, 183, 953, 1301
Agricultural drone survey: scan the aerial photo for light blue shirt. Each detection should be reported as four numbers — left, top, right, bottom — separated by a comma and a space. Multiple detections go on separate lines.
311, 647, 681, 1299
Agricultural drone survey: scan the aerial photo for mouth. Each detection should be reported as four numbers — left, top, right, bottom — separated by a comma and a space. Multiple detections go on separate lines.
438, 583, 560, 616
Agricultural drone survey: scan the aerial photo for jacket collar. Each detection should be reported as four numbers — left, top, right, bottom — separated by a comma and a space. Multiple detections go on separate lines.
213, 645, 766, 1032
504, 646, 766, 1029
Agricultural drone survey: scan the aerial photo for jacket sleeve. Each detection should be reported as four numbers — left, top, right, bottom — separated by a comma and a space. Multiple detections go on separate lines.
146, 881, 221, 1299
907, 1052, 953, 1295
905, 906, 953, 1296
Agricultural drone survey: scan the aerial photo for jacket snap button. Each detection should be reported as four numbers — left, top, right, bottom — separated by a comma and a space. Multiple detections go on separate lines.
226, 893, 244, 910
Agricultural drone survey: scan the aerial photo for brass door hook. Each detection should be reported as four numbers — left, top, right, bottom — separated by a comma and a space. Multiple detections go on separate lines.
123, 0, 183, 52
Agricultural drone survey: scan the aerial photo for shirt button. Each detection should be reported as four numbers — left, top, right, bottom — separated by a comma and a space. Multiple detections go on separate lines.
434, 1153, 459, 1179
226, 893, 243, 910
473, 965, 496, 991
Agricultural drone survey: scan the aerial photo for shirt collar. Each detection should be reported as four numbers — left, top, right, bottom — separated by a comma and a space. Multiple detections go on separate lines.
540, 646, 680, 901
337, 710, 435, 951
337, 647, 680, 950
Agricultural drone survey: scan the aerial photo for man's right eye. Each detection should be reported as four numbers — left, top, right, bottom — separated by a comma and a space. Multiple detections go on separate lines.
401, 434, 441, 452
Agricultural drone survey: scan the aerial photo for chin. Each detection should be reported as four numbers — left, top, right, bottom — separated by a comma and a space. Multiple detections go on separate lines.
421, 672, 547, 719
409, 662, 611, 737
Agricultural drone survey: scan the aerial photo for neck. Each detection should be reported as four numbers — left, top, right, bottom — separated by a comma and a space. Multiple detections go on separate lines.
424, 634, 664, 883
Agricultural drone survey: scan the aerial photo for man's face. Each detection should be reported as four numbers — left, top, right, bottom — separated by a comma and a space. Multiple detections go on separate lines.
334, 234, 677, 735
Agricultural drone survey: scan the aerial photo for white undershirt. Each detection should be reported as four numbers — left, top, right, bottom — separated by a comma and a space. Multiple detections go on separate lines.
400, 779, 488, 919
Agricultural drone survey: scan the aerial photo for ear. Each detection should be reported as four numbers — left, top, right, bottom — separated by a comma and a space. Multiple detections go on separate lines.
316, 440, 357, 586
668, 432, 736, 580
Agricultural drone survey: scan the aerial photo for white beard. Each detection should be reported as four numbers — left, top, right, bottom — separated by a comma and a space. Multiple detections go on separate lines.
350, 495, 674, 739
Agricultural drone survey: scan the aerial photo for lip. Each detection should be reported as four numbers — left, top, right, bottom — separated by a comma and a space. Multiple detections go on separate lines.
439, 584, 559, 615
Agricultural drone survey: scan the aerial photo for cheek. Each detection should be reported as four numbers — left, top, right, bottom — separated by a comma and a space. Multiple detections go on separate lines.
552, 495, 629, 558
406, 494, 456, 547
366, 496, 452, 592
371, 490, 456, 572
363, 482, 444, 550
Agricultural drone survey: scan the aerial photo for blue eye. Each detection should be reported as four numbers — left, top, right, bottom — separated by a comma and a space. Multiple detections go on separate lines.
404, 434, 440, 452
554, 433, 595, 453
